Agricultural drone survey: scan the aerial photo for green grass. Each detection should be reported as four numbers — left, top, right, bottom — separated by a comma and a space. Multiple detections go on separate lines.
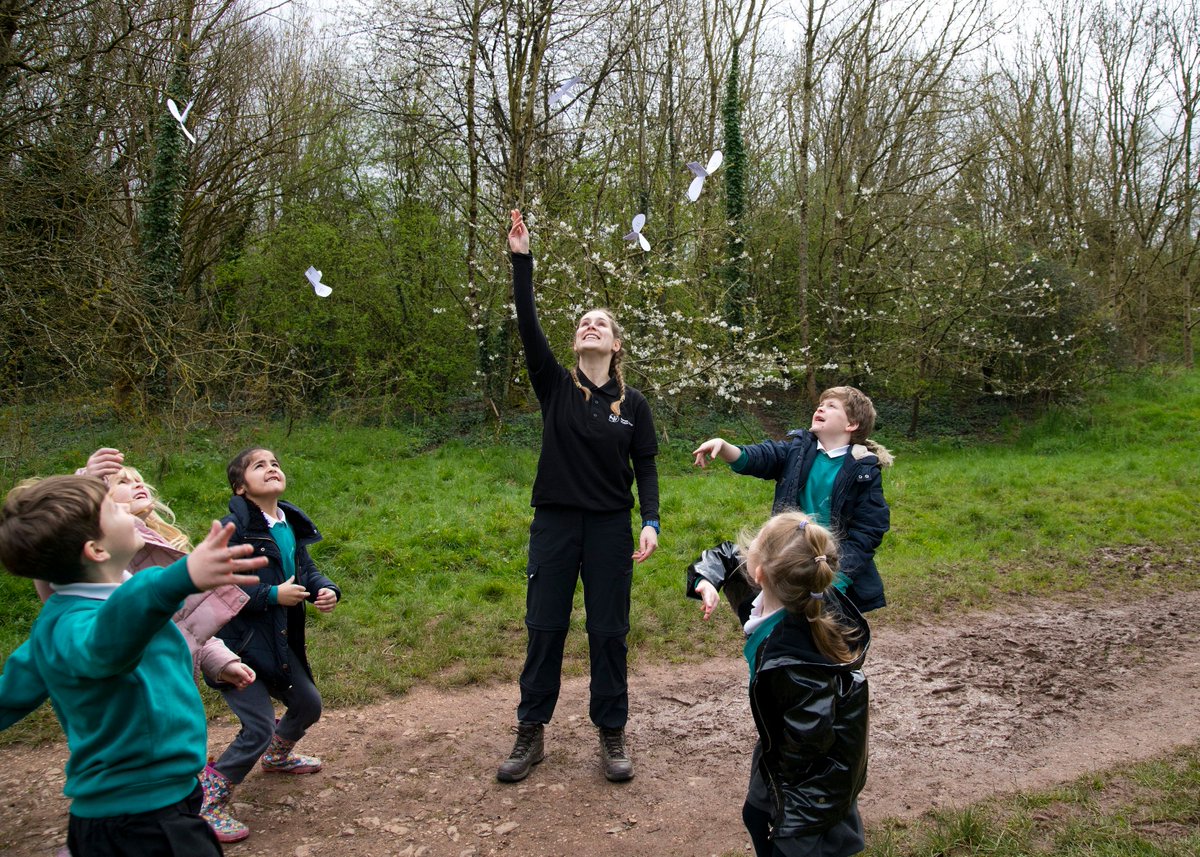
852, 743, 1200, 856
1, 368, 1199, 743
878, 369, 1200, 617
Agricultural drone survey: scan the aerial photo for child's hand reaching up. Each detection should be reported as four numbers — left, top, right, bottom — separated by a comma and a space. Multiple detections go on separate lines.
314, 587, 338, 613
83, 447, 125, 482
218, 661, 256, 690
276, 576, 310, 606
188, 521, 265, 591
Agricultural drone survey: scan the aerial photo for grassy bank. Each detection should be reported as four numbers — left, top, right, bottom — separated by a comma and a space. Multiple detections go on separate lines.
1, 369, 1198, 742
715, 742, 1200, 856
855, 743, 1200, 857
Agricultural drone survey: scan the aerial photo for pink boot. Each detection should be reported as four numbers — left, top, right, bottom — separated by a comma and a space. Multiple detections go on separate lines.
199, 763, 250, 843
260, 734, 322, 774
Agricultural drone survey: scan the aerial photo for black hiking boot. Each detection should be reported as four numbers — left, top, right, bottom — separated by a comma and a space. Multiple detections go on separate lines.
599, 727, 633, 782
496, 721, 545, 783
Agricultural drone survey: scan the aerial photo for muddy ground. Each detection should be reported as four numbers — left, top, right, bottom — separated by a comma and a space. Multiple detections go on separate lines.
2, 589, 1199, 857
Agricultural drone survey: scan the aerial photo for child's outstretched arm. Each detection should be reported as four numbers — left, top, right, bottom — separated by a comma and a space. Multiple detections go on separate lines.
686, 541, 758, 622
729, 437, 795, 480
0, 640, 49, 730
692, 438, 741, 468
79, 447, 125, 482
55, 525, 265, 679
694, 579, 719, 620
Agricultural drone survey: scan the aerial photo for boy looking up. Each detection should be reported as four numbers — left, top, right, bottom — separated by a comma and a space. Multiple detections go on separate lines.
692, 386, 892, 613
0, 475, 264, 857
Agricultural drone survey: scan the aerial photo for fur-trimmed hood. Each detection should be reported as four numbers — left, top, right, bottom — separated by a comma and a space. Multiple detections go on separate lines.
853, 439, 894, 468
785, 430, 895, 468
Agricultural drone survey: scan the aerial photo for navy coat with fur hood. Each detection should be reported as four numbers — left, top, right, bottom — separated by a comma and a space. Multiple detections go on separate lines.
736, 429, 891, 612
749, 589, 870, 839
213, 495, 340, 693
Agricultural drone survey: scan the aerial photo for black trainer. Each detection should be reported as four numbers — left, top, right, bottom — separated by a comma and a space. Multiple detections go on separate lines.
496, 721, 545, 783
599, 727, 633, 782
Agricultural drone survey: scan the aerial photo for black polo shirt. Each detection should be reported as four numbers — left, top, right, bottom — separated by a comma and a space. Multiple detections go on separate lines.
512, 252, 659, 519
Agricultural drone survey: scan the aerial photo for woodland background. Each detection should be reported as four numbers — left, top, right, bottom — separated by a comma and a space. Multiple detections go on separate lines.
1, 0, 1196, 432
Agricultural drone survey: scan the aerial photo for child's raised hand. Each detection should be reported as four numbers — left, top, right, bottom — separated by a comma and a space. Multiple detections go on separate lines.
314, 587, 338, 613
276, 575, 310, 607
84, 447, 125, 482
694, 579, 719, 620
692, 438, 730, 468
218, 661, 256, 690
508, 209, 529, 255
188, 521, 265, 591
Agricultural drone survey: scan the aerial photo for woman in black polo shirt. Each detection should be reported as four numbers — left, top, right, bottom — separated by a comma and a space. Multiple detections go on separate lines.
496, 209, 660, 784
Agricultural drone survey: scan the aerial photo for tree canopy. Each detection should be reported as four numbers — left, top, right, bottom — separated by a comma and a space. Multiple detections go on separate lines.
2, 0, 1196, 430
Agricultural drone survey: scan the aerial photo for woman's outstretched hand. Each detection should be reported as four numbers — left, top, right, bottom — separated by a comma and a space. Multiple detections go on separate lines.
508, 208, 529, 255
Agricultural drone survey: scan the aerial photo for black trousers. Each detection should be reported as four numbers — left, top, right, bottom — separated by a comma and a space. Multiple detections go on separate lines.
67, 782, 222, 857
517, 506, 634, 729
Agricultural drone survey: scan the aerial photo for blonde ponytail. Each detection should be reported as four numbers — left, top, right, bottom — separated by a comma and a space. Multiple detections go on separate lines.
747, 512, 860, 663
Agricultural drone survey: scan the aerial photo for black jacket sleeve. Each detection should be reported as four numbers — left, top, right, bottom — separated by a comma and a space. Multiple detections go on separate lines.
222, 514, 275, 614
511, 252, 559, 401
836, 466, 889, 587
686, 541, 760, 620
735, 438, 794, 481
632, 454, 660, 523
631, 394, 660, 521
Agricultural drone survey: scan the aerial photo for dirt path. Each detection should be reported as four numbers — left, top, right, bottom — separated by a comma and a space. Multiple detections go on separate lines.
3, 591, 1199, 857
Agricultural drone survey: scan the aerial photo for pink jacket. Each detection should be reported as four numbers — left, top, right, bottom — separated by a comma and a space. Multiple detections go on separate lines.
129, 523, 249, 683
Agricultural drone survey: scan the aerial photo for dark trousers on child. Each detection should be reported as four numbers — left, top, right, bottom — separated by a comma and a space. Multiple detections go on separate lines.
215, 659, 322, 783
517, 506, 634, 730
67, 782, 221, 856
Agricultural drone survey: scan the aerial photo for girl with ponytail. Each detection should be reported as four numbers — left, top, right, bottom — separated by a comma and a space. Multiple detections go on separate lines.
736, 511, 870, 856
497, 209, 661, 784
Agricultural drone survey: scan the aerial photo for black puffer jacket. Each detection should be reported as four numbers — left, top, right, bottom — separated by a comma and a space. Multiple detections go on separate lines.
213, 496, 340, 693
736, 430, 890, 612
748, 590, 870, 838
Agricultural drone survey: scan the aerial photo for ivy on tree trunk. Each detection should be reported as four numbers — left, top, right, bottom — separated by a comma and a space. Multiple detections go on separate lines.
140, 59, 189, 306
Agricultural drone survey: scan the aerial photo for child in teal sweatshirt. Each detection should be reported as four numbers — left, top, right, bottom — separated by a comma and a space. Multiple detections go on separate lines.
0, 475, 264, 857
